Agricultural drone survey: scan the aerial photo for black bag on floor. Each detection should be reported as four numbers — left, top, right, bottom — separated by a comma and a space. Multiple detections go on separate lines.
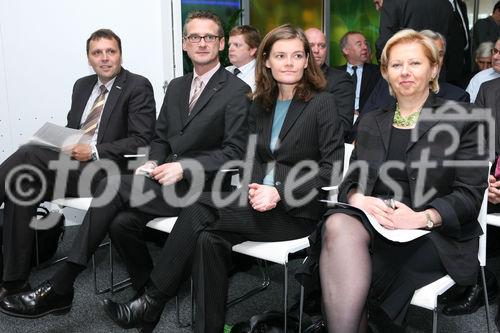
230, 310, 326, 333
30, 206, 65, 266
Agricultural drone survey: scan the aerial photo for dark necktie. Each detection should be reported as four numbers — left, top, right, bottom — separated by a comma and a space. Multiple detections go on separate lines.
351, 66, 358, 87
233, 68, 241, 76
81, 85, 108, 136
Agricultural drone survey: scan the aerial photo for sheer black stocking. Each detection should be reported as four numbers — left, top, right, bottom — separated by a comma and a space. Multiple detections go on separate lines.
320, 213, 371, 333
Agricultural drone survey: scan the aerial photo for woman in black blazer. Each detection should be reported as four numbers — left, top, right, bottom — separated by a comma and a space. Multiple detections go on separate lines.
101, 24, 344, 332
319, 29, 489, 332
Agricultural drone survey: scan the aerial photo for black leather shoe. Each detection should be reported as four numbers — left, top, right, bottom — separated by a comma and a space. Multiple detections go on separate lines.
0, 281, 31, 300
442, 284, 484, 316
442, 271, 498, 317
102, 293, 167, 333
0, 280, 73, 318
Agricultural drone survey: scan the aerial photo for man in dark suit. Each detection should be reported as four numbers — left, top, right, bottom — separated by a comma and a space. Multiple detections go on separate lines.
0, 11, 250, 319
305, 27, 355, 142
376, 0, 468, 85
442, 76, 500, 317
476, 77, 500, 330
336, 31, 381, 114
0, 29, 156, 299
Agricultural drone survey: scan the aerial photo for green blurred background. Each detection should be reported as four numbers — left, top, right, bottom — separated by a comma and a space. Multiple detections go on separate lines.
180, 0, 380, 73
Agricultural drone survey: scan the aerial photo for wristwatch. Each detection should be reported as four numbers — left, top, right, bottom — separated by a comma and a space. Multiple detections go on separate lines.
424, 211, 434, 229
91, 145, 98, 161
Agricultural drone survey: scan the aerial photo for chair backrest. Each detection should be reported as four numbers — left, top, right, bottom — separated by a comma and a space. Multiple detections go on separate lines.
478, 162, 492, 266
343, 143, 354, 178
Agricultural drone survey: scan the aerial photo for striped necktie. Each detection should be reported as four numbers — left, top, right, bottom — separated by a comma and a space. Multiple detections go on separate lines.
81, 85, 108, 135
188, 76, 204, 114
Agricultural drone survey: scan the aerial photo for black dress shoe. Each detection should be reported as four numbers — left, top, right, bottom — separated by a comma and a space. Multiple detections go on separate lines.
102, 293, 167, 333
442, 284, 486, 316
0, 280, 73, 318
443, 272, 498, 317
0, 281, 31, 300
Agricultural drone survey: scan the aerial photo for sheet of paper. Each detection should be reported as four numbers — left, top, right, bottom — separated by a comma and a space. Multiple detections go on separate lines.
321, 200, 430, 242
27, 122, 88, 151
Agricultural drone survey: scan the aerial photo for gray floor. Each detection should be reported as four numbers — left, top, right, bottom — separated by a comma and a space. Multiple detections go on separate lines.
0, 225, 496, 333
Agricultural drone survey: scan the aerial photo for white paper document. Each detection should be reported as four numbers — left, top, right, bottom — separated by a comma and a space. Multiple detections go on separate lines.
27, 122, 88, 151
321, 201, 430, 242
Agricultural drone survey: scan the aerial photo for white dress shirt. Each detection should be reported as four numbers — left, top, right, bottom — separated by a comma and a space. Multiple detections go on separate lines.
226, 59, 256, 92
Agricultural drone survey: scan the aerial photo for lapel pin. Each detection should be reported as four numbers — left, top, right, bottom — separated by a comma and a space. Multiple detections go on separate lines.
115, 86, 122, 90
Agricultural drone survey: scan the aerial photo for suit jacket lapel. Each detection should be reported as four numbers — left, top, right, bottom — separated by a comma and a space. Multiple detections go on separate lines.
179, 73, 193, 127
70, 78, 96, 129
360, 66, 370, 100
97, 68, 126, 143
261, 106, 275, 156
278, 98, 307, 142
184, 67, 225, 128
405, 94, 441, 152
375, 105, 395, 153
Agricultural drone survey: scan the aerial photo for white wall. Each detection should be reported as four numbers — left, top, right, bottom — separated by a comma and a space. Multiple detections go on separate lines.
0, 0, 183, 162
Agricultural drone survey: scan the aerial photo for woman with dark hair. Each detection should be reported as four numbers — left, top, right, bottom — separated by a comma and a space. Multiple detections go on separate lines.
102, 24, 344, 332
318, 29, 488, 332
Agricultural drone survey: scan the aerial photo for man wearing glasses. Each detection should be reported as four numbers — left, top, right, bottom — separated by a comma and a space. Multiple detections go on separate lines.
467, 38, 500, 102
0, 10, 250, 319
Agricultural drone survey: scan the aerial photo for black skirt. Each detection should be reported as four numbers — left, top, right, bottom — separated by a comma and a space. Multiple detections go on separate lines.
309, 206, 447, 325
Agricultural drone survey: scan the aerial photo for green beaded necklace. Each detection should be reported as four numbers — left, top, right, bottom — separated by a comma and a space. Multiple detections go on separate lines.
393, 103, 420, 127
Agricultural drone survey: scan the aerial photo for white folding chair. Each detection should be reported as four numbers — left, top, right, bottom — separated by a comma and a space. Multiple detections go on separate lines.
50, 197, 132, 294
229, 143, 355, 333
410, 184, 492, 333
231, 237, 310, 332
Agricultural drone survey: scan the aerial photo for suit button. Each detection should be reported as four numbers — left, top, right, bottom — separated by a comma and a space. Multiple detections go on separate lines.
173, 154, 178, 160
180, 131, 183, 135
410, 176, 416, 181
275, 181, 282, 186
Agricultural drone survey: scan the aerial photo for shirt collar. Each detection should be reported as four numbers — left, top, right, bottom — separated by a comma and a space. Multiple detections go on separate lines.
236, 59, 256, 75
193, 62, 221, 86
96, 77, 116, 92
348, 63, 363, 70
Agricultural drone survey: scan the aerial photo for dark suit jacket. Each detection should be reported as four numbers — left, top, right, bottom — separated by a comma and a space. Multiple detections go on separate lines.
475, 77, 500, 155
66, 68, 156, 162
339, 94, 488, 285
249, 92, 345, 221
375, 0, 466, 84
149, 65, 250, 188
335, 63, 381, 112
321, 64, 355, 142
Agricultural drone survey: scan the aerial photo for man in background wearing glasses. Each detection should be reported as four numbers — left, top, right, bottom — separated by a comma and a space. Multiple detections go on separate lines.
467, 38, 500, 102
0, 10, 250, 319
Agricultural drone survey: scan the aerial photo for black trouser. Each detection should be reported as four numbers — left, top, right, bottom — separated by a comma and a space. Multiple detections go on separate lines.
0, 145, 100, 281
110, 195, 315, 333
66, 174, 182, 270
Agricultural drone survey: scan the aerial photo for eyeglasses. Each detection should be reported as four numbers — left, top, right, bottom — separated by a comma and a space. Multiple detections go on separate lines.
184, 35, 221, 43
492, 48, 499, 56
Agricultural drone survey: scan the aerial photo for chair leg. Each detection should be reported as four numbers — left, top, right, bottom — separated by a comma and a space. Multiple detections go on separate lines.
92, 240, 131, 295
283, 263, 288, 333
226, 259, 270, 308
481, 266, 492, 333
298, 285, 304, 333
191, 278, 195, 327
432, 308, 438, 333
